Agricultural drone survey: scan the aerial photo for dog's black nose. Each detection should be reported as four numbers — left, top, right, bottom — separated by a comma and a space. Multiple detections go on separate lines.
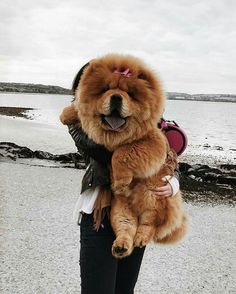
110, 94, 122, 112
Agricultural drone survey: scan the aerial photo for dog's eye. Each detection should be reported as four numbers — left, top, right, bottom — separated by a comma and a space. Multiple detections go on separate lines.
99, 85, 109, 94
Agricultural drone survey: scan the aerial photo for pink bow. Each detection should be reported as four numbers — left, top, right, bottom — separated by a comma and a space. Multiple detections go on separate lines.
114, 68, 132, 77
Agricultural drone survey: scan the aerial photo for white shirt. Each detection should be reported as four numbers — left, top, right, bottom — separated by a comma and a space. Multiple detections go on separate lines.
73, 186, 100, 224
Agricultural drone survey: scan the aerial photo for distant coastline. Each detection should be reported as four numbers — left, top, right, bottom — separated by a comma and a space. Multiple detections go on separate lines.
0, 82, 71, 95
0, 82, 235, 103
167, 92, 236, 103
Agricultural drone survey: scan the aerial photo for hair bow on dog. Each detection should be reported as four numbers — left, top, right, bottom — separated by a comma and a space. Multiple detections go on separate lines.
114, 68, 132, 77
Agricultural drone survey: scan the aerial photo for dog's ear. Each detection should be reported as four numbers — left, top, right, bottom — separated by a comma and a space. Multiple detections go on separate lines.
72, 62, 90, 95
137, 70, 155, 84
137, 72, 149, 81
138, 70, 159, 89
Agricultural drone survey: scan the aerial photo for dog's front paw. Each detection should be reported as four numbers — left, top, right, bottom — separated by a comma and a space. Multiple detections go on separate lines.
113, 184, 131, 196
59, 105, 78, 125
112, 237, 134, 258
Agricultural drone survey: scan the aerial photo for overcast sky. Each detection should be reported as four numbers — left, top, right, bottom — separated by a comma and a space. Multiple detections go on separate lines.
0, 0, 235, 93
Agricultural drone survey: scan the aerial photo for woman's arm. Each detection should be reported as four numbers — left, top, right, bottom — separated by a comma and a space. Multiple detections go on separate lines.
68, 124, 112, 165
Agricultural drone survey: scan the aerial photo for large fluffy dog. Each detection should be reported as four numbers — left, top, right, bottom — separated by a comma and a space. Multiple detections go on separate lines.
61, 54, 187, 258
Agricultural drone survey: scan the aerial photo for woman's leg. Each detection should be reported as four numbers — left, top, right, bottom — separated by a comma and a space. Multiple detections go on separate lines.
115, 246, 146, 294
80, 213, 118, 294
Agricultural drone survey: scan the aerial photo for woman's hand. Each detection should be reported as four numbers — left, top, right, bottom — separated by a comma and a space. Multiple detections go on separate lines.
151, 180, 173, 199
150, 175, 180, 199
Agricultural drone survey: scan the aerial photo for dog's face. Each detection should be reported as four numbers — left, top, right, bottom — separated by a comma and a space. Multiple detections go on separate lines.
73, 54, 165, 150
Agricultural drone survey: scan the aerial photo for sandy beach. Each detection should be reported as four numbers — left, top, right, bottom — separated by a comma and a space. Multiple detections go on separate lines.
1, 162, 235, 294
0, 104, 236, 293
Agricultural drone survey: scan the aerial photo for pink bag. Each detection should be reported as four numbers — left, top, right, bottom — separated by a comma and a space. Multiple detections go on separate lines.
160, 119, 188, 156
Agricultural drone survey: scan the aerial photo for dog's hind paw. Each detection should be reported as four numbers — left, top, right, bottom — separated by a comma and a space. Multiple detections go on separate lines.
112, 238, 133, 258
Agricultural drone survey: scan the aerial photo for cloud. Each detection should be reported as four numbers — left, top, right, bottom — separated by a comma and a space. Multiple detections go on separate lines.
0, 0, 235, 93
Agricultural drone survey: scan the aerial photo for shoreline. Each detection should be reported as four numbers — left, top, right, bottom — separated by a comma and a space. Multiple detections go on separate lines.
1, 92, 236, 103
1, 141, 235, 206
0, 107, 235, 204
0, 106, 236, 167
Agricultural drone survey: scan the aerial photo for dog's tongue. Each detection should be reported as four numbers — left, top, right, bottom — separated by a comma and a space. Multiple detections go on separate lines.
104, 115, 126, 130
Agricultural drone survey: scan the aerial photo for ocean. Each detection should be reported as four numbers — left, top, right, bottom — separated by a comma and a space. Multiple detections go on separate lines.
0, 93, 235, 164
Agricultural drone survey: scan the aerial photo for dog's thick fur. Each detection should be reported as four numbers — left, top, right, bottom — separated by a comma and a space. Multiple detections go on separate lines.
60, 54, 187, 258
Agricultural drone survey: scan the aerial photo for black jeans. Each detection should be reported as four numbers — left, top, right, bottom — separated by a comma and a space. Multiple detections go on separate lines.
80, 213, 145, 294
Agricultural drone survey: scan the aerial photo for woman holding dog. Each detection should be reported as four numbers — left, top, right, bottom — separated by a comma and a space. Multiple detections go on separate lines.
63, 57, 185, 294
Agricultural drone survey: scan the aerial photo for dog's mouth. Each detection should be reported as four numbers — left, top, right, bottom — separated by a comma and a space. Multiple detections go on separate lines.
101, 110, 126, 130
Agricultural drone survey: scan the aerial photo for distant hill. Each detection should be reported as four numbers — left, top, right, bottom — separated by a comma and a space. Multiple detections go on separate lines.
0, 82, 235, 102
0, 82, 71, 95
167, 92, 236, 103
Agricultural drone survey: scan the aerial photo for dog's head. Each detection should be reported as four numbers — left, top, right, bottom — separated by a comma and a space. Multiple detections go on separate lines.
73, 54, 165, 150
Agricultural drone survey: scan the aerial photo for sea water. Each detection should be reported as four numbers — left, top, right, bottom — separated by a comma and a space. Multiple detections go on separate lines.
0, 93, 235, 162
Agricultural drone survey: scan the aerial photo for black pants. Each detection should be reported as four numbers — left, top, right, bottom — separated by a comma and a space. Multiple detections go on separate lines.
80, 213, 145, 294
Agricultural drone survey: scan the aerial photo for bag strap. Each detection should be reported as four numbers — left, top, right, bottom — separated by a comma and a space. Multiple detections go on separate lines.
160, 118, 179, 130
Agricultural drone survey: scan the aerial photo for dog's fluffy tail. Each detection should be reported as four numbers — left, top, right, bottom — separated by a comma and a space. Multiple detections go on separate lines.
154, 214, 188, 244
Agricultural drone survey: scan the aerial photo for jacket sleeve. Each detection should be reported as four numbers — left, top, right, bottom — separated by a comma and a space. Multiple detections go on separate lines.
68, 124, 112, 165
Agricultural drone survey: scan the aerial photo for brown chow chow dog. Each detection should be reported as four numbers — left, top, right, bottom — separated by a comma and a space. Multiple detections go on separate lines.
60, 54, 187, 258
